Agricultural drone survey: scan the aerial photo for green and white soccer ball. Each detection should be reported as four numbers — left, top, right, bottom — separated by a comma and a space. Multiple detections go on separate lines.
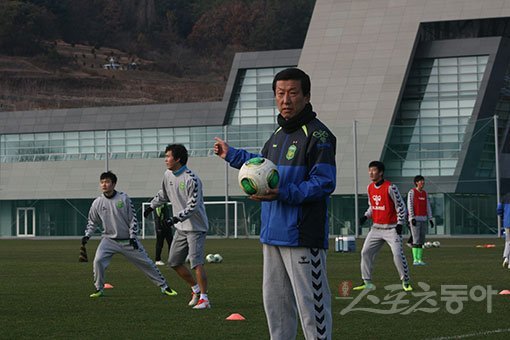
213, 253, 223, 263
206, 254, 216, 263
238, 157, 279, 195
206, 253, 223, 263
432, 241, 441, 248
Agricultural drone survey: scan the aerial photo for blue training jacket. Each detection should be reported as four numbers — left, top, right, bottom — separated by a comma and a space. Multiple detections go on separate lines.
497, 193, 510, 228
226, 116, 336, 249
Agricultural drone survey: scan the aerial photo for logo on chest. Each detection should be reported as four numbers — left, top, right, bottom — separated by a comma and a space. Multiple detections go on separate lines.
372, 195, 385, 210
286, 145, 297, 160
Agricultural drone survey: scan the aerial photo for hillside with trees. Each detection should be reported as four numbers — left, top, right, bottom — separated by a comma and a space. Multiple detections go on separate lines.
0, 0, 315, 111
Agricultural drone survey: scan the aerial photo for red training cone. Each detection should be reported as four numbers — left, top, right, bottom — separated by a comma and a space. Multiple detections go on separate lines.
104, 283, 114, 289
499, 290, 510, 295
226, 313, 246, 321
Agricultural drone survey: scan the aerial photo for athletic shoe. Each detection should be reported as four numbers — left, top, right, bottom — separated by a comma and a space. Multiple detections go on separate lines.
406, 243, 413, 248
155, 261, 165, 266
193, 299, 211, 309
352, 282, 376, 291
402, 282, 413, 292
188, 292, 199, 306
503, 258, 509, 268
89, 290, 104, 298
161, 287, 178, 297
413, 261, 426, 266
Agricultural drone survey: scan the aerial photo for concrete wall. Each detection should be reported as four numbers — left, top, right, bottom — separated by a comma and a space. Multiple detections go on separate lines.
0, 155, 246, 200
298, 0, 510, 194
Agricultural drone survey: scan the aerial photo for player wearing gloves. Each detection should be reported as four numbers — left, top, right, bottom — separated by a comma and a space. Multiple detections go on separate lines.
497, 192, 510, 269
354, 161, 412, 292
83, 171, 177, 298
407, 175, 434, 265
144, 144, 210, 309
153, 203, 173, 266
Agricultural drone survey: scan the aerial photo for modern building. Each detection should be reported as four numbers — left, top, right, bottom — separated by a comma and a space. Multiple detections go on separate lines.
1, 0, 510, 238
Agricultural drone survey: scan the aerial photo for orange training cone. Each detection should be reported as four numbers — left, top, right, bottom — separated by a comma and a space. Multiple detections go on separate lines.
104, 283, 114, 289
499, 290, 510, 295
226, 313, 246, 321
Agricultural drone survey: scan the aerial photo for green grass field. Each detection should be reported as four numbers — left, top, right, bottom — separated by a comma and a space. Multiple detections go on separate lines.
0, 238, 508, 339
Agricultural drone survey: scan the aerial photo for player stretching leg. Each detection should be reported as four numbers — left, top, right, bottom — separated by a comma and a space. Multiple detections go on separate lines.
83, 171, 177, 298
407, 175, 434, 266
497, 192, 510, 269
354, 161, 412, 292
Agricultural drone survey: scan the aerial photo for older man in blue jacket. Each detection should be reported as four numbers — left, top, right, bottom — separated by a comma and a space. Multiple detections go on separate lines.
215, 68, 336, 340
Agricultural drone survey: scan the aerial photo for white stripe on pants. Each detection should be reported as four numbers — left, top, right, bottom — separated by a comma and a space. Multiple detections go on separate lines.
262, 244, 332, 340
504, 227, 510, 260
93, 237, 168, 290
360, 228, 410, 282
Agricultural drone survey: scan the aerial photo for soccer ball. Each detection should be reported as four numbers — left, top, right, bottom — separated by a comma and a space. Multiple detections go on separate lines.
424, 241, 433, 248
213, 254, 223, 263
206, 254, 215, 263
432, 241, 441, 248
238, 157, 279, 195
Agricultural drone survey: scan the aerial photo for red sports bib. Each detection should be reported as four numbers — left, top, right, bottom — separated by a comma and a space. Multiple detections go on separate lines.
412, 188, 428, 217
368, 181, 397, 224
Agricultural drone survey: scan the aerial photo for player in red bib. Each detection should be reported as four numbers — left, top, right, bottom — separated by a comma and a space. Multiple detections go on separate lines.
407, 175, 434, 265
353, 161, 412, 292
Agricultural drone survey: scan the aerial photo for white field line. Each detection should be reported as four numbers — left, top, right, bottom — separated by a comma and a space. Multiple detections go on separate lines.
426, 328, 510, 339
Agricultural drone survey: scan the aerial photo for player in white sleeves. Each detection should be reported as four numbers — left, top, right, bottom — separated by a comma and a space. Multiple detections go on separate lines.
144, 144, 211, 309
407, 175, 434, 265
82, 171, 177, 298
353, 161, 413, 292
497, 192, 510, 269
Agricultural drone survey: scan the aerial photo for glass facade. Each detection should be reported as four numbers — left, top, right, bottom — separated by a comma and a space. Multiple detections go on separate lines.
474, 58, 510, 177
226, 67, 287, 151
0, 193, 497, 237
0, 61, 500, 237
0, 126, 225, 162
384, 55, 489, 177
0, 67, 287, 164
0, 66, 292, 237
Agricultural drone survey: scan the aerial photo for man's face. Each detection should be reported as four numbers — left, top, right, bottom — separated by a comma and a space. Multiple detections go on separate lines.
275, 79, 310, 120
368, 167, 383, 182
100, 178, 115, 195
416, 179, 425, 190
165, 150, 180, 171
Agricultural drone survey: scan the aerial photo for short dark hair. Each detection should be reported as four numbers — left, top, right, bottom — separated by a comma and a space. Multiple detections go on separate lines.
414, 175, 425, 185
368, 161, 385, 174
100, 171, 117, 184
165, 144, 188, 165
272, 68, 311, 97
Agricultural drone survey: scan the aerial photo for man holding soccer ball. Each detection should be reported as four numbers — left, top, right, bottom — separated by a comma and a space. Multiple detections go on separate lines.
214, 68, 336, 339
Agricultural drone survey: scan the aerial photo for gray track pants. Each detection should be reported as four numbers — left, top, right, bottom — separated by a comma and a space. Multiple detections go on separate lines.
262, 244, 332, 340
93, 237, 168, 290
410, 220, 427, 245
360, 227, 410, 282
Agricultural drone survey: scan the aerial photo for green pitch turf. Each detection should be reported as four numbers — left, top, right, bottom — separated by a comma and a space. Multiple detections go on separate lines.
0, 238, 508, 339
